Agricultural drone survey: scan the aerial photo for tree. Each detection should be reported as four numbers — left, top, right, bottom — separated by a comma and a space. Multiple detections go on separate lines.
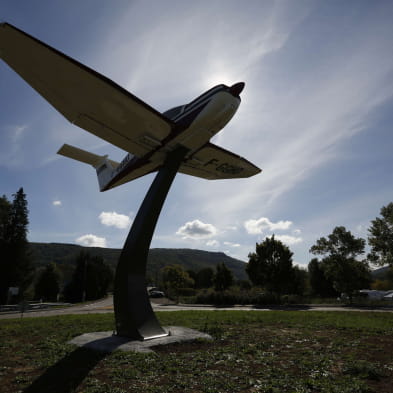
368, 202, 393, 267
195, 267, 214, 289
64, 251, 113, 302
289, 266, 308, 296
308, 258, 338, 297
371, 279, 391, 291
0, 195, 12, 303
186, 269, 197, 287
35, 262, 61, 301
0, 195, 11, 242
0, 188, 34, 303
237, 279, 252, 290
214, 263, 234, 291
323, 256, 371, 301
85, 255, 113, 300
64, 251, 88, 302
161, 264, 194, 301
246, 235, 294, 294
310, 226, 370, 301
310, 226, 365, 258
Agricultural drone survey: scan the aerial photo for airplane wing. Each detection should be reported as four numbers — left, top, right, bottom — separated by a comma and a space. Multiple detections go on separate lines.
179, 143, 261, 180
0, 23, 174, 157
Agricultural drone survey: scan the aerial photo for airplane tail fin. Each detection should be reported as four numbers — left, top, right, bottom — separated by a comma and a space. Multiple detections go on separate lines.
95, 157, 116, 191
57, 144, 120, 191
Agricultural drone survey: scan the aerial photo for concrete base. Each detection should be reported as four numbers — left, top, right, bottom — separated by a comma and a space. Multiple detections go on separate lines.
68, 326, 212, 353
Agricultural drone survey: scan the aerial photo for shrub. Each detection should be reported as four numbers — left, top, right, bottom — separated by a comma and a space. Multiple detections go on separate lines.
176, 287, 196, 296
194, 288, 282, 305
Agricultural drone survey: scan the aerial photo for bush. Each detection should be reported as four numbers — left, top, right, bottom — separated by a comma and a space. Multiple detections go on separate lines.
176, 287, 196, 296
281, 294, 304, 305
193, 288, 282, 305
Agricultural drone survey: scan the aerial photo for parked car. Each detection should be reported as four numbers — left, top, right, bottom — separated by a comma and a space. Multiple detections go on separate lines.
149, 290, 165, 298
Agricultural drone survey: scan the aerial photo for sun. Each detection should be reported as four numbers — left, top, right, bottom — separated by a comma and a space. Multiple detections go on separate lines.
202, 71, 239, 89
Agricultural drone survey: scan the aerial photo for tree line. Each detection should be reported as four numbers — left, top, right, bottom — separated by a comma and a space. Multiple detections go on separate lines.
248, 202, 393, 300
0, 188, 113, 304
159, 262, 235, 300
160, 202, 393, 303
1, 187, 393, 305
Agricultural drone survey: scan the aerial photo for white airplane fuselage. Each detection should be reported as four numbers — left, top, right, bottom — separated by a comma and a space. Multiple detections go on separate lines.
100, 83, 243, 191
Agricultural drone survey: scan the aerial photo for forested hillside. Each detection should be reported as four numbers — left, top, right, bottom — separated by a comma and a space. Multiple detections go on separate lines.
29, 243, 247, 281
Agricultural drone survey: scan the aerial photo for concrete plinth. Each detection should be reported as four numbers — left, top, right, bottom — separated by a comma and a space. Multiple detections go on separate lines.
68, 326, 212, 353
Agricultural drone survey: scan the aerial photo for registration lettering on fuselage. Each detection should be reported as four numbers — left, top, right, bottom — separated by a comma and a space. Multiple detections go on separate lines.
115, 153, 133, 175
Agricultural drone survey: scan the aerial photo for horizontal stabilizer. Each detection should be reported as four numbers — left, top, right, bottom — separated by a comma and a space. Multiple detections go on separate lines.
57, 144, 119, 169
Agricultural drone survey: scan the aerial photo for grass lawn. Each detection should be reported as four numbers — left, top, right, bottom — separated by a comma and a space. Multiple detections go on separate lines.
1, 310, 393, 392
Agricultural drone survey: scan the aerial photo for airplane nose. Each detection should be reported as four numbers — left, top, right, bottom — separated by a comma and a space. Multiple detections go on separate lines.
229, 82, 245, 97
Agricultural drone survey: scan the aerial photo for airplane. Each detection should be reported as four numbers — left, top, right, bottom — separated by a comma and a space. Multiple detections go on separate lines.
0, 23, 261, 191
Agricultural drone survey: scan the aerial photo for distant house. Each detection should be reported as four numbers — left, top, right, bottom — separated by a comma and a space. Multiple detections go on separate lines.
359, 289, 393, 300
383, 292, 393, 300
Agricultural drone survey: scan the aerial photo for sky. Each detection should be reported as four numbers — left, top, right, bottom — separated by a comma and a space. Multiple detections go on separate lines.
1, 0, 393, 267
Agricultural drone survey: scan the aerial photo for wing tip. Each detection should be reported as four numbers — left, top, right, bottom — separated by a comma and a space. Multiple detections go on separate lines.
57, 143, 72, 156
0, 22, 14, 30
56, 143, 66, 154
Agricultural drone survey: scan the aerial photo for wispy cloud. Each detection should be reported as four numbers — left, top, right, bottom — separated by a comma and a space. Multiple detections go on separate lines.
177, 3, 393, 234
98, 1, 311, 106
0, 124, 29, 169
224, 241, 241, 248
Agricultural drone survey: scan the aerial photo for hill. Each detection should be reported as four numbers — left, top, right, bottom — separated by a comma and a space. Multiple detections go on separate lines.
29, 242, 248, 281
371, 266, 392, 280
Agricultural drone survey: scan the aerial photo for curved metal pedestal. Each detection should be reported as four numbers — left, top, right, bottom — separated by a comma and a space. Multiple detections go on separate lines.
114, 147, 187, 340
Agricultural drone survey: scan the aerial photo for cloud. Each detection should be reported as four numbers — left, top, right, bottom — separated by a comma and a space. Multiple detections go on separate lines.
52, 200, 62, 206
244, 217, 292, 235
177, 3, 393, 234
275, 235, 303, 246
99, 211, 131, 229
99, 1, 310, 109
224, 241, 241, 247
0, 124, 29, 169
206, 239, 220, 247
176, 219, 218, 239
75, 234, 107, 248
11, 125, 28, 141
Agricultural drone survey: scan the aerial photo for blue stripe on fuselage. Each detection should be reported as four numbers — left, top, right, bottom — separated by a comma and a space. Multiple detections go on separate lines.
173, 100, 211, 129
171, 84, 228, 127
179, 84, 226, 114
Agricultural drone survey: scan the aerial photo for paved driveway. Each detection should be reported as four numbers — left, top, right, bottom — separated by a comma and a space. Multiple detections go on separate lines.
1, 296, 392, 319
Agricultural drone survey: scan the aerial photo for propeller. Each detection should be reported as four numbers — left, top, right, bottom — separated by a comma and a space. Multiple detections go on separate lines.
229, 82, 245, 97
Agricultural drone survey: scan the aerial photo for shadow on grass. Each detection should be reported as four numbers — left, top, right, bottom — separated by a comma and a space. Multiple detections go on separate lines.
23, 347, 107, 393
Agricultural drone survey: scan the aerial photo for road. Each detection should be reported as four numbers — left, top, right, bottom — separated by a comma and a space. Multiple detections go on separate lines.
1, 296, 393, 320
